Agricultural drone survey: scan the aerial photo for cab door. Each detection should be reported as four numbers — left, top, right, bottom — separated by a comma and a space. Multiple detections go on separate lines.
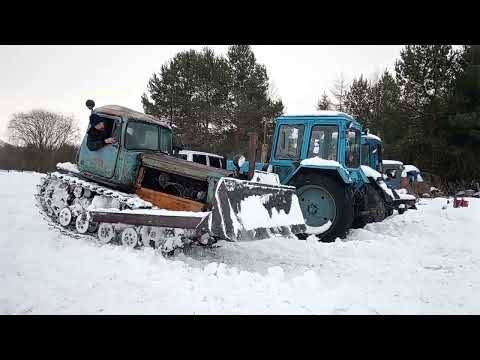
270, 122, 307, 183
78, 115, 122, 179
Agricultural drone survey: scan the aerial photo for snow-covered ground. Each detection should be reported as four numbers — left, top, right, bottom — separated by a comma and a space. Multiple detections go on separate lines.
1, 171, 480, 314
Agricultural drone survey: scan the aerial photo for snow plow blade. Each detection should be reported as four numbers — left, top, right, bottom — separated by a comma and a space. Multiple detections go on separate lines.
88, 176, 307, 243
199, 177, 307, 242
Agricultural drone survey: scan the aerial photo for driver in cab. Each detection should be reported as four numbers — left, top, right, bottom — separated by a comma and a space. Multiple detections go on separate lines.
87, 114, 116, 151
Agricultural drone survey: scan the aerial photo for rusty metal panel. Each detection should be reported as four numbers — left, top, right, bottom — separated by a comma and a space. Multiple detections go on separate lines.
89, 211, 203, 229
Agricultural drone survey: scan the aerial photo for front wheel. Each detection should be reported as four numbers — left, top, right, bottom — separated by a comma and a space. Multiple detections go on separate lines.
294, 174, 353, 243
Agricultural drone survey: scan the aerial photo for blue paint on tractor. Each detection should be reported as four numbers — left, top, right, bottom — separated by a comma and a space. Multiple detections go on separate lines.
270, 113, 365, 187
226, 160, 265, 173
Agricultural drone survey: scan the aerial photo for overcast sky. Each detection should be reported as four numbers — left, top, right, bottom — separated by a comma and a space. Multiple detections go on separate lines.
0, 45, 404, 142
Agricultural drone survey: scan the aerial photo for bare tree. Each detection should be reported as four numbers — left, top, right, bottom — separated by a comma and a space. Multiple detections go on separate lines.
330, 73, 350, 112
8, 110, 80, 152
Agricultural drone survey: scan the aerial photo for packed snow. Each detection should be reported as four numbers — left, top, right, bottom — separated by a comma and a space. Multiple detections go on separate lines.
2, 171, 480, 314
301, 157, 342, 168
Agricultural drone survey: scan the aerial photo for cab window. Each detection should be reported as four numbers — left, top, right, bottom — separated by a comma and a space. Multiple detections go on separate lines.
193, 154, 207, 165
361, 144, 370, 166
275, 124, 304, 160
159, 127, 172, 154
125, 121, 159, 151
345, 129, 360, 168
209, 156, 222, 168
307, 125, 338, 160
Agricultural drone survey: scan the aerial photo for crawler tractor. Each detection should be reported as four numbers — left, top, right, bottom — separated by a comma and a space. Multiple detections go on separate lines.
35, 101, 306, 253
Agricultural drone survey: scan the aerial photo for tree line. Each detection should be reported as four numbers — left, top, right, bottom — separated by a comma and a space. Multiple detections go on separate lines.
2, 45, 478, 188
141, 45, 283, 158
317, 45, 480, 185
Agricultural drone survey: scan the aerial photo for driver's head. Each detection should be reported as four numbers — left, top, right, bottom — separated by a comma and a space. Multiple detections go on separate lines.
90, 113, 106, 132
94, 121, 105, 131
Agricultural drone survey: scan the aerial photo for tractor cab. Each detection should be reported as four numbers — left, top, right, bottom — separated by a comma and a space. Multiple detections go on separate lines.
361, 132, 384, 173
270, 112, 366, 186
78, 101, 173, 191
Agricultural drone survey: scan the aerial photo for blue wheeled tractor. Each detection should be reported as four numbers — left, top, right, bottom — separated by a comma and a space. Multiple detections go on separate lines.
233, 112, 402, 242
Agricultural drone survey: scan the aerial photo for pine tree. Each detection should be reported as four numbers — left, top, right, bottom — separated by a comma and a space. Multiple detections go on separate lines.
368, 70, 404, 151
394, 45, 463, 170
142, 45, 282, 156
316, 92, 331, 110
442, 45, 480, 181
141, 48, 232, 152
344, 75, 371, 126
226, 45, 283, 155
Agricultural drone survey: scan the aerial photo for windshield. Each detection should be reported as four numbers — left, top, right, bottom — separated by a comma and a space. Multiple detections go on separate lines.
125, 121, 172, 153
307, 125, 338, 160
361, 143, 370, 166
275, 124, 304, 160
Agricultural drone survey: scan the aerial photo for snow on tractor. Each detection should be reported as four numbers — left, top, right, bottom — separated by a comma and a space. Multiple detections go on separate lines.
361, 133, 417, 215
35, 100, 306, 254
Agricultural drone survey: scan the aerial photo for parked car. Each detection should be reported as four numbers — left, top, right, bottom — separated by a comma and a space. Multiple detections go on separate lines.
177, 150, 226, 169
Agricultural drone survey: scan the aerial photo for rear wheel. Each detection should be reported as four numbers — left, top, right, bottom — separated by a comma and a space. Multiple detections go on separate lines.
294, 174, 353, 243
366, 185, 386, 223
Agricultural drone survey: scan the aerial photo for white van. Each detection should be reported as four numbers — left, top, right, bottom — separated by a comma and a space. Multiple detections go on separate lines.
178, 150, 225, 169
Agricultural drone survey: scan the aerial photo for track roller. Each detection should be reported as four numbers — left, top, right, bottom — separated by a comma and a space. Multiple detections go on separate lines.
120, 227, 139, 248
97, 223, 115, 244
58, 207, 73, 227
